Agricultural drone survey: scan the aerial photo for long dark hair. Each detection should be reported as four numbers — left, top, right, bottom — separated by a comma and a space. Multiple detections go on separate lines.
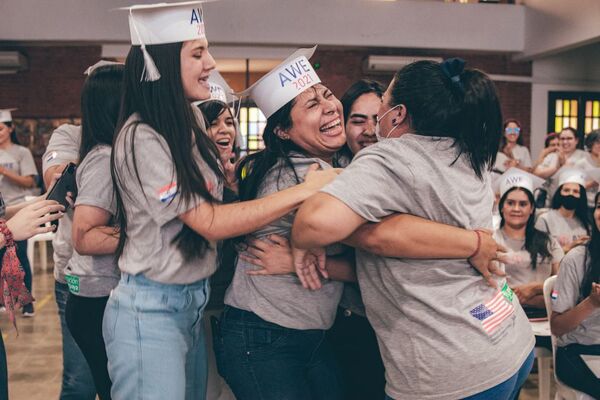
1, 122, 19, 145
197, 100, 238, 155
499, 187, 552, 269
551, 184, 590, 234
388, 60, 502, 179
583, 192, 600, 299
111, 43, 224, 261
499, 118, 524, 152
79, 64, 124, 161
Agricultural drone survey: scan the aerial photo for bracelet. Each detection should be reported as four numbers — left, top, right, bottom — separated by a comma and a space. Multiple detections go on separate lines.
469, 230, 481, 259
0, 219, 15, 247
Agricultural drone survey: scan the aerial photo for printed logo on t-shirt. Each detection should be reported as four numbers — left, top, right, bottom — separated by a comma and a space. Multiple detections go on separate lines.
469, 290, 515, 335
0, 162, 15, 171
158, 182, 177, 203
551, 289, 558, 300
45, 151, 58, 163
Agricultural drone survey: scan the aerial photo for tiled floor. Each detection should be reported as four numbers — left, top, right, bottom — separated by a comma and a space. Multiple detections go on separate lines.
1, 262, 555, 400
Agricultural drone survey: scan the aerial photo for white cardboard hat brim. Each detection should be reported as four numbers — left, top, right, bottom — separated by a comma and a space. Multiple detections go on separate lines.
495, 167, 545, 198
0, 108, 18, 123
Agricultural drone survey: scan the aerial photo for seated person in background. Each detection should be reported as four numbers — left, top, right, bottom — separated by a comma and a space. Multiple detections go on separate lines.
581, 130, 600, 216
494, 119, 532, 173
550, 191, 600, 398
532, 133, 559, 171
536, 168, 590, 254
494, 169, 564, 317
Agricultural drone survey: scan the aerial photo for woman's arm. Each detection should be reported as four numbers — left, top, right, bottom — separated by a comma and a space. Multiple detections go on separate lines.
551, 283, 600, 336
179, 167, 339, 241
72, 205, 118, 256
0, 167, 35, 188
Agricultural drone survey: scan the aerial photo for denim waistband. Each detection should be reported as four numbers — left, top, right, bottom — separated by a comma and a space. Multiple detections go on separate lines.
120, 272, 208, 290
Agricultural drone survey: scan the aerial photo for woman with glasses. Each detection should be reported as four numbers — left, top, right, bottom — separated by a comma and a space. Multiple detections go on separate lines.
494, 119, 532, 173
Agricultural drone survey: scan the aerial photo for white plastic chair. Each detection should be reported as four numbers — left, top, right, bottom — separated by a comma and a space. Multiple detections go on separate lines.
25, 196, 56, 273
542, 276, 595, 400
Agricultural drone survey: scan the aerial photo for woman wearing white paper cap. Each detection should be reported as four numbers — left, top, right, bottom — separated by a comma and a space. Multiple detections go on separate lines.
107, 3, 339, 399
493, 168, 563, 351
0, 108, 39, 317
550, 192, 600, 398
535, 168, 590, 254
292, 59, 535, 399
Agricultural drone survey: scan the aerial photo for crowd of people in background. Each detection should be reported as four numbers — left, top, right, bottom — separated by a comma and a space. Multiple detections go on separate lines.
0, 1, 598, 400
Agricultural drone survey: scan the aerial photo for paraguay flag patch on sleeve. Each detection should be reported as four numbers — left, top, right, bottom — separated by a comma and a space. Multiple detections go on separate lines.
551, 290, 558, 300
158, 182, 177, 203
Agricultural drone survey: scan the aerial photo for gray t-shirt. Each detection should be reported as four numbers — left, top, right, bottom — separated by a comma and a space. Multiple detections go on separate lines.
42, 124, 81, 283
321, 134, 535, 400
64, 145, 118, 298
493, 229, 563, 287
580, 152, 600, 208
493, 145, 532, 172
535, 209, 588, 250
552, 246, 600, 346
113, 113, 222, 284
0, 144, 38, 205
225, 155, 344, 330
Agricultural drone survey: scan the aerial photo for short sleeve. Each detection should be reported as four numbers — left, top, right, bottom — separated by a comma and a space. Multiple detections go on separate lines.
43, 125, 80, 172
535, 213, 550, 233
541, 152, 558, 169
18, 147, 38, 177
117, 124, 206, 226
75, 147, 116, 215
552, 248, 585, 313
549, 237, 565, 264
320, 142, 415, 223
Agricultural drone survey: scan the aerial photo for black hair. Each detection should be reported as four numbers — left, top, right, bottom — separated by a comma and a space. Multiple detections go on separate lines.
551, 183, 590, 234
499, 187, 552, 269
388, 60, 502, 179
584, 129, 600, 151
339, 79, 384, 158
499, 118, 524, 150
79, 64, 124, 161
545, 133, 558, 148
583, 192, 600, 299
111, 43, 224, 262
197, 100, 238, 155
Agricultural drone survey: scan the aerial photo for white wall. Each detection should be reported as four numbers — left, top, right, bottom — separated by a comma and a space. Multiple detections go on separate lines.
530, 43, 600, 158
0, 0, 525, 52
521, 0, 600, 60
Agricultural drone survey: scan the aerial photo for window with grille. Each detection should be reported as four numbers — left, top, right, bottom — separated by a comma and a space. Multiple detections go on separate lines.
548, 92, 600, 141
238, 103, 267, 154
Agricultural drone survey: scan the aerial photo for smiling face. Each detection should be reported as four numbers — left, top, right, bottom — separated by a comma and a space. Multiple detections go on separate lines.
0, 122, 13, 146
180, 38, 216, 102
501, 188, 534, 229
504, 121, 520, 144
281, 84, 346, 160
345, 92, 381, 154
207, 106, 236, 161
559, 129, 578, 153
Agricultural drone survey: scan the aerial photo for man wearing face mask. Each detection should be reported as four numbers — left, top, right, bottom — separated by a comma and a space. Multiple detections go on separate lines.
535, 168, 590, 253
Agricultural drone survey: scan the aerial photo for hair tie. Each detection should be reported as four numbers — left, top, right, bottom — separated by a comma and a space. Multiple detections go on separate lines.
441, 57, 466, 92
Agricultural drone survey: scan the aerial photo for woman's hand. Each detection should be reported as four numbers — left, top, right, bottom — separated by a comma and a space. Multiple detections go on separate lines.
589, 283, 600, 308
6, 200, 64, 241
242, 235, 295, 276
563, 235, 590, 253
513, 283, 537, 304
468, 230, 506, 288
292, 245, 327, 291
301, 164, 342, 193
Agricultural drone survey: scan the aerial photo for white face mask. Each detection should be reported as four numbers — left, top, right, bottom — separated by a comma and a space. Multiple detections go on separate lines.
375, 104, 401, 141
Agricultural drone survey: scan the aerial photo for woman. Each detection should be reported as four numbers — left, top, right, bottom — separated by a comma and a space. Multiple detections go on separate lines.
0, 109, 39, 317
582, 130, 600, 214
494, 169, 563, 321
292, 59, 535, 399
494, 119, 532, 173
534, 127, 587, 202
106, 5, 337, 399
551, 192, 600, 398
64, 62, 123, 400
0, 197, 64, 400
535, 169, 589, 254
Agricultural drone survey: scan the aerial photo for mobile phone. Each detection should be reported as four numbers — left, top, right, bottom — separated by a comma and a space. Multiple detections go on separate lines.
45, 163, 77, 227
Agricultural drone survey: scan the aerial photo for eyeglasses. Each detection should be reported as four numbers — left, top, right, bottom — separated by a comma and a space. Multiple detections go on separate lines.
505, 127, 521, 134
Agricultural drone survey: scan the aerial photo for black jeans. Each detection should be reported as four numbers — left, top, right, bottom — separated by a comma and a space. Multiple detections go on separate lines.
327, 307, 386, 400
0, 329, 7, 400
214, 306, 343, 400
65, 293, 112, 400
15, 240, 31, 296
556, 343, 600, 399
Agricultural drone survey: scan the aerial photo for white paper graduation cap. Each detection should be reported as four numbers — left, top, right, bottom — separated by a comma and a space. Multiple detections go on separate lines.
120, 1, 209, 82
84, 60, 124, 76
238, 46, 321, 118
557, 167, 587, 187
0, 109, 17, 123
494, 167, 545, 198
192, 70, 236, 105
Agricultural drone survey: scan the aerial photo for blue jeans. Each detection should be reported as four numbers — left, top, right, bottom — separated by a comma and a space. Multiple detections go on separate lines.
214, 306, 343, 400
385, 350, 534, 400
54, 281, 96, 400
103, 273, 209, 400
16, 240, 31, 295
